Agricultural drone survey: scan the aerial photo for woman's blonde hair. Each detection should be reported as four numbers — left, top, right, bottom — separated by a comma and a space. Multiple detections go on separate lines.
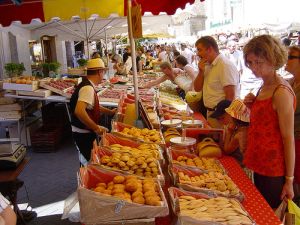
243, 35, 287, 70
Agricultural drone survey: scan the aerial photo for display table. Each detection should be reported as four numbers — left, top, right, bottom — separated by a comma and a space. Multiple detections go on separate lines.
220, 157, 281, 225
4, 93, 118, 107
155, 156, 281, 225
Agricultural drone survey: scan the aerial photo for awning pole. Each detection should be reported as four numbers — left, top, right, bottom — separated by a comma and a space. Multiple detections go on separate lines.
105, 28, 109, 66
127, 0, 140, 121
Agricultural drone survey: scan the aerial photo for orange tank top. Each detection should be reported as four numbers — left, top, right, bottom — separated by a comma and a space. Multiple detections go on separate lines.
244, 85, 295, 176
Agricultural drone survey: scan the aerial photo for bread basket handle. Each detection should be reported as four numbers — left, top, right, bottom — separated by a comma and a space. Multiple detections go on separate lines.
202, 137, 215, 143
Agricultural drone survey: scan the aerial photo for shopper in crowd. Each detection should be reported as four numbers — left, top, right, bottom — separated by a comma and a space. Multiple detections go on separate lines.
111, 54, 127, 76
181, 43, 194, 64
122, 46, 130, 63
211, 99, 249, 166
285, 45, 300, 199
122, 46, 132, 74
142, 62, 194, 93
0, 193, 16, 225
158, 45, 168, 62
243, 35, 295, 208
136, 46, 146, 73
91, 52, 101, 59
175, 55, 197, 86
166, 46, 174, 64
226, 40, 244, 77
70, 58, 116, 163
194, 36, 240, 128
145, 50, 154, 69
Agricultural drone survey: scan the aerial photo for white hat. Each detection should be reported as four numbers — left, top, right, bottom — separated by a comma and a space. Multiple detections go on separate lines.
86, 58, 107, 70
225, 99, 250, 122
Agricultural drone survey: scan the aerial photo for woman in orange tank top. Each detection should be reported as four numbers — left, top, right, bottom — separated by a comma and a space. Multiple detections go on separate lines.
243, 35, 295, 208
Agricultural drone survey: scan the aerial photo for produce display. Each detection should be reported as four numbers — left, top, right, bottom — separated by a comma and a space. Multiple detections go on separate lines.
178, 195, 253, 224
178, 171, 240, 196
99, 151, 160, 178
159, 91, 186, 108
98, 89, 124, 102
92, 175, 163, 206
117, 127, 162, 144
172, 155, 224, 173
160, 105, 193, 120
39, 79, 75, 98
109, 143, 160, 160
46, 80, 74, 90
109, 76, 129, 84
11, 76, 38, 84
159, 80, 178, 95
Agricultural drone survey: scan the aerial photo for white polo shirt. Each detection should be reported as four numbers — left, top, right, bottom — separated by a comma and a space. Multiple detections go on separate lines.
203, 54, 239, 109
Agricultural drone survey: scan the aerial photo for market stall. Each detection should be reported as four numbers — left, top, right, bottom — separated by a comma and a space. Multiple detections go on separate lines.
56, 74, 280, 224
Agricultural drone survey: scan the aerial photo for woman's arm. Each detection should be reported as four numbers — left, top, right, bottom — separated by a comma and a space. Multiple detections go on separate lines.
274, 87, 295, 200
223, 125, 240, 154
143, 75, 168, 88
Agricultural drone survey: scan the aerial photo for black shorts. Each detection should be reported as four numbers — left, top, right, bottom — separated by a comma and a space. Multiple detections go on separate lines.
72, 132, 97, 161
254, 172, 285, 208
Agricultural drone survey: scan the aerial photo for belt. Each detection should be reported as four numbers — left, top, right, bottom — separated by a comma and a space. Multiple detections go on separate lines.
206, 107, 216, 111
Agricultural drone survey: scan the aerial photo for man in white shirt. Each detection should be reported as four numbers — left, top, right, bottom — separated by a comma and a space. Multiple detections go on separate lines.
194, 36, 239, 128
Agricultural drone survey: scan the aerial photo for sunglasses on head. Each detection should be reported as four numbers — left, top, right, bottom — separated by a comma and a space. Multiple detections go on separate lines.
288, 55, 300, 60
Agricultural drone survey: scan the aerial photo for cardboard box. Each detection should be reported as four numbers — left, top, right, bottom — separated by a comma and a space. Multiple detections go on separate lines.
16, 89, 52, 98
78, 165, 169, 224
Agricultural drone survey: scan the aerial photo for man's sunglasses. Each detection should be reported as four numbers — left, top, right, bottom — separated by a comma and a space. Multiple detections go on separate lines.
288, 55, 300, 60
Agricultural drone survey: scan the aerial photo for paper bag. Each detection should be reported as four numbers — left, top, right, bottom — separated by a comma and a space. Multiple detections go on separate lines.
275, 200, 287, 222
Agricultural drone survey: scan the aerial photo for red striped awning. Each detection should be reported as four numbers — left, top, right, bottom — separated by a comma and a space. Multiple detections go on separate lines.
0, 0, 200, 27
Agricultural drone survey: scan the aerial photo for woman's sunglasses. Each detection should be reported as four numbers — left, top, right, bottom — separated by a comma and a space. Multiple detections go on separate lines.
288, 55, 300, 60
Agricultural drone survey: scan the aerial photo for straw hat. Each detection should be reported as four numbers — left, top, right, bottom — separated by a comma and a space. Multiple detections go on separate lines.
225, 99, 250, 122
86, 58, 107, 70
